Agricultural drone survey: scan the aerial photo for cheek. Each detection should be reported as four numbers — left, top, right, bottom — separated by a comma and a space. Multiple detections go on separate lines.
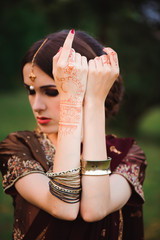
55, 100, 60, 115
50, 98, 60, 115
55, 101, 60, 112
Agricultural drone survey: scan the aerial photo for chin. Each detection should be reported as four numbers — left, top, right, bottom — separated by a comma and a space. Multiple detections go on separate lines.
38, 124, 59, 135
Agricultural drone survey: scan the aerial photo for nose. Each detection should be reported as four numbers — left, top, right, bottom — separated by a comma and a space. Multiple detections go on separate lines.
32, 94, 46, 113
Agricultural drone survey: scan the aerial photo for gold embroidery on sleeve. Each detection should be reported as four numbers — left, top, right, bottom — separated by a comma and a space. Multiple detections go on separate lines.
118, 209, 123, 240
110, 146, 122, 154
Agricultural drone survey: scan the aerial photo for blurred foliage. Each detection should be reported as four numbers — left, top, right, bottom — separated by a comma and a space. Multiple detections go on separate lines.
138, 106, 160, 139
0, 0, 160, 134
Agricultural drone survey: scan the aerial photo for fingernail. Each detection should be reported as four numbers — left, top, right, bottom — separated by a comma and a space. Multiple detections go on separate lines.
71, 29, 75, 34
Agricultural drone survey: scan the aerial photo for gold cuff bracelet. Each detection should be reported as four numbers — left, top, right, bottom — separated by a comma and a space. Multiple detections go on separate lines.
81, 157, 111, 176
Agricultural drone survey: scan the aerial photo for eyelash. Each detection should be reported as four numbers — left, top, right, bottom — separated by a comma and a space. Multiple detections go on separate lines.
45, 89, 59, 97
28, 89, 35, 95
27, 89, 59, 97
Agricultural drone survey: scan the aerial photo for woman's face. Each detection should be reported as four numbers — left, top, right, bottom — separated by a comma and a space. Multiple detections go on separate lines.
23, 63, 60, 136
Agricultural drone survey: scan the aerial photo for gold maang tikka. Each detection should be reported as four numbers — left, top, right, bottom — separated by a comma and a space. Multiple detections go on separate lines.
29, 38, 48, 83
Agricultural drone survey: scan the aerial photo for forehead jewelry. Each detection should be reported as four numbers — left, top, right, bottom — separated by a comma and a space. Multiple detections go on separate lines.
29, 38, 48, 82
29, 85, 35, 90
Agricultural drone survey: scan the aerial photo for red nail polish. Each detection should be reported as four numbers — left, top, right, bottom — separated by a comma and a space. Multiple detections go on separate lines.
71, 29, 75, 34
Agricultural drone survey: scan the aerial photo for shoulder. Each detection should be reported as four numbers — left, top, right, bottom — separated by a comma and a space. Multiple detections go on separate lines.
0, 130, 38, 150
0, 130, 36, 144
0, 130, 49, 172
0, 130, 40, 168
0, 131, 47, 194
0, 131, 36, 157
106, 134, 135, 171
106, 134, 134, 153
1, 130, 36, 141
106, 134, 146, 170
109, 135, 147, 204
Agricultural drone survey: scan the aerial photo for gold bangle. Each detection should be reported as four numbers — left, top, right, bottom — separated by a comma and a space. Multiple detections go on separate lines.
81, 157, 111, 176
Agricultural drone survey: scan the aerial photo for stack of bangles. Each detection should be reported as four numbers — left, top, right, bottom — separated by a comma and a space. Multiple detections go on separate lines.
47, 157, 111, 204
46, 168, 81, 204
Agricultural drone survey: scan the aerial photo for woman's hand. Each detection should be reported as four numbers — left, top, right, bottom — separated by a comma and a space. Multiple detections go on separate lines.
84, 47, 119, 105
53, 30, 88, 105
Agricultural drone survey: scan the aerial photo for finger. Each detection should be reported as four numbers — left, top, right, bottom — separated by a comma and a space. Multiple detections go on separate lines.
58, 29, 75, 64
64, 48, 76, 74
81, 56, 88, 70
101, 54, 111, 66
103, 47, 119, 68
52, 48, 63, 76
75, 52, 81, 66
94, 56, 103, 70
88, 59, 96, 70
68, 48, 75, 64
63, 49, 76, 74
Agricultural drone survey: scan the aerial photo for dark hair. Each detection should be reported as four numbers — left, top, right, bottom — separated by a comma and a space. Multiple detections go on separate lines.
21, 30, 124, 118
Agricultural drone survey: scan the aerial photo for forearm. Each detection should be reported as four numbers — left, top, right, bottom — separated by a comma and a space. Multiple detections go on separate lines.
82, 101, 107, 159
53, 102, 82, 172
48, 101, 82, 216
81, 101, 110, 221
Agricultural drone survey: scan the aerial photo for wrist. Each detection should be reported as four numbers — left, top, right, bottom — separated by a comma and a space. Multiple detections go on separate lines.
59, 104, 82, 124
60, 97, 83, 107
84, 99, 105, 112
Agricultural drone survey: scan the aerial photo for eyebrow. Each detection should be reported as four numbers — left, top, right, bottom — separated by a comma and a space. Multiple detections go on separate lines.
24, 83, 57, 89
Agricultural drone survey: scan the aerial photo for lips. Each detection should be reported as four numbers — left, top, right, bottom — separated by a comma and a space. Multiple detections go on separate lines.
37, 117, 51, 124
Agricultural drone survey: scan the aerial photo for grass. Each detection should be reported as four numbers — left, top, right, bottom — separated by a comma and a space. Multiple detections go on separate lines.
0, 91, 160, 239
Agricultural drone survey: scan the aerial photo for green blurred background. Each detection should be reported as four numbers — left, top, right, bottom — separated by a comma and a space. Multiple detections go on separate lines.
0, 0, 160, 239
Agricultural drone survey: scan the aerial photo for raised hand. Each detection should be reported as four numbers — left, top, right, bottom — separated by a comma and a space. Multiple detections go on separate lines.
85, 47, 119, 104
53, 30, 88, 136
53, 30, 88, 106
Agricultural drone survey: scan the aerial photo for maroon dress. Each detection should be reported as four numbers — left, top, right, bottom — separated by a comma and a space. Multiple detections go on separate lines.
0, 130, 147, 240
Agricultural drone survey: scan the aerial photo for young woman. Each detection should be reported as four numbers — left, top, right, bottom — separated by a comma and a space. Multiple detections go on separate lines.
0, 29, 147, 239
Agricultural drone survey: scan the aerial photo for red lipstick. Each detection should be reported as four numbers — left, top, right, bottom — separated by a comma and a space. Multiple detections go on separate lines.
37, 117, 51, 124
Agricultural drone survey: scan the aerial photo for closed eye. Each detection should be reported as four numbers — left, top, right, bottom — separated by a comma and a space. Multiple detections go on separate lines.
28, 89, 36, 95
45, 89, 59, 97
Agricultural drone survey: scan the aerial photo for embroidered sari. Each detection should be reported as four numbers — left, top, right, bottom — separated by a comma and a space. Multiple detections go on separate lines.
0, 130, 147, 240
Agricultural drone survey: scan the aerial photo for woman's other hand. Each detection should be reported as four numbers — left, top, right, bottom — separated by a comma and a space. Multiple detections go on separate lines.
85, 47, 119, 105
53, 30, 88, 105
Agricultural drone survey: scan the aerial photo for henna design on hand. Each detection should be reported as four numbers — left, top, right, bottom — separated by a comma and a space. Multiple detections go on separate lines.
59, 104, 81, 124
63, 49, 75, 74
55, 49, 85, 137
111, 52, 118, 67
57, 76, 84, 102
59, 124, 78, 137
56, 49, 85, 103
59, 103, 82, 137
101, 55, 111, 65
106, 48, 118, 67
